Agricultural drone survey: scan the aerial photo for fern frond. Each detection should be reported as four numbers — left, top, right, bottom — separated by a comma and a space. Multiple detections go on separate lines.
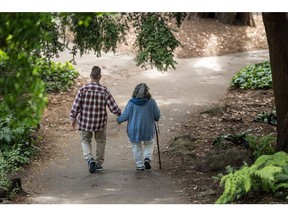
242, 167, 253, 192
219, 173, 232, 187
216, 177, 234, 204
253, 154, 271, 168
254, 165, 282, 182
253, 165, 282, 192
282, 164, 288, 174
216, 166, 253, 204
268, 152, 288, 166
274, 182, 288, 190
275, 174, 288, 183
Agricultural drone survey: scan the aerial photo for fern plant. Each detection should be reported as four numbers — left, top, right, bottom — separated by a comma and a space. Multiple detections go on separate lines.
216, 151, 288, 204
246, 134, 276, 160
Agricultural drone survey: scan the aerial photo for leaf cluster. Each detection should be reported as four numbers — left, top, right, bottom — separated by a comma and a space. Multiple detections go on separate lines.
0, 102, 37, 190
254, 109, 277, 126
60, 13, 126, 61
214, 129, 276, 160
246, 134, 276, 160
34, 58, 79, 92
213, 129, 251, 148
125, 13, 186, 71
0, 50, 48, 127
231, 61, 272, 90
216, 151, 288, 204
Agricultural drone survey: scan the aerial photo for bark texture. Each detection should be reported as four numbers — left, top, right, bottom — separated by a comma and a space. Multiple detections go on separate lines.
263, 13, 288, 152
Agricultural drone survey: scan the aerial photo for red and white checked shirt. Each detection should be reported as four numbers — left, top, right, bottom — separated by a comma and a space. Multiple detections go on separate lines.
70, 82, 121, 131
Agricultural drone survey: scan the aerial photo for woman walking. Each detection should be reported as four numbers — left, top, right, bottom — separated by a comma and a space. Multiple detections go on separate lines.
117, 83, 161, 171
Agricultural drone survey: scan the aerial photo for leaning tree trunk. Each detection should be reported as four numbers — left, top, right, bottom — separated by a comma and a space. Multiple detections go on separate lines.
186, 12, 255, 27
262, 13, 288, 152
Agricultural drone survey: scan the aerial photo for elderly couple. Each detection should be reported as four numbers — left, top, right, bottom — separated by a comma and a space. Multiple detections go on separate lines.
70, 66, 161, 173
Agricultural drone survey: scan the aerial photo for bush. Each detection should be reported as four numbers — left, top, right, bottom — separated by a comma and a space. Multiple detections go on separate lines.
0, 102, 37, 190
216, 151, 288, 204
34, 58, 79, 92
231, 61, 272, 90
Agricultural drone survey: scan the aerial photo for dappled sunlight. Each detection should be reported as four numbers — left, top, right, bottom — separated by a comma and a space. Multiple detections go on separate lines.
156, 97, 213, 107
141, 68, 170, 79
31, 195, 72, 204
203, 34, 219, 56
192, 56, 223, 73
105, 188, 120, 192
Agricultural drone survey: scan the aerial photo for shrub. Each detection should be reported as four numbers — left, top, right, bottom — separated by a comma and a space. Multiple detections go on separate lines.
231, 61, 272, 90
34, 58, 79, 92
216, 151, 288, 204
0, 102, 37, 190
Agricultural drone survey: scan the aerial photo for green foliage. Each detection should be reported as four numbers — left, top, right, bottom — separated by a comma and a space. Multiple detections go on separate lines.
132, 13, 182, 71
62, 13, 126, 60
216, 152, 288, 204
169, 13, 187, 27
0, 50, 8, 94
254, 109, 277, 126
0, 13, 57, 53
0, 102, 37, 189
0, 143, 36, 190
246, 134, 276, 160
231, 61, 272, 90
213, 129, 251, 148
34, 58, 79, 92
0, 50, 48, 127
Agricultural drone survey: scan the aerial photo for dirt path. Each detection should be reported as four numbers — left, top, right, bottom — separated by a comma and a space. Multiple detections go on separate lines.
21, 49, 269, 204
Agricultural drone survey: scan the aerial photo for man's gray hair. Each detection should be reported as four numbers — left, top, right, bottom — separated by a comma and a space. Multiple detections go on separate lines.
132, 83, 151, 99
91, 66, 101, 79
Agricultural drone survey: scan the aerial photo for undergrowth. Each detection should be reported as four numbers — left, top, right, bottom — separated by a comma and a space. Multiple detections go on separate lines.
216, 151, 288, 204
231, 61, 272, 90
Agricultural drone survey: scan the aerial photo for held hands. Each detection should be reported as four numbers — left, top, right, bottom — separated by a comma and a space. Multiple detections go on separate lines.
71, 119, 77, 130
116, 113, 121, 124
116, 118, 121, 125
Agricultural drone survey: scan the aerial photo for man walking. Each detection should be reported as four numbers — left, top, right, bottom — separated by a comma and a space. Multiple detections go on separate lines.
70, 66, 121, 173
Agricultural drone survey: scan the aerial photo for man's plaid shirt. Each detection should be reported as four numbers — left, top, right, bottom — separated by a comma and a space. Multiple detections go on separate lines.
70, 82, 121, 131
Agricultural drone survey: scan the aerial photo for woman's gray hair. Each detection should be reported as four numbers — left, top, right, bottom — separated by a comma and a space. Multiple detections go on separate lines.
132, 83, 151, 99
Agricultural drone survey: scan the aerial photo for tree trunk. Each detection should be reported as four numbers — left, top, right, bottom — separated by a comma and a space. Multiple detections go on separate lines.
262, 13, 288, 152
215, 13, 237, 25
186, 12, 255, 27
236, 13, 256, 26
